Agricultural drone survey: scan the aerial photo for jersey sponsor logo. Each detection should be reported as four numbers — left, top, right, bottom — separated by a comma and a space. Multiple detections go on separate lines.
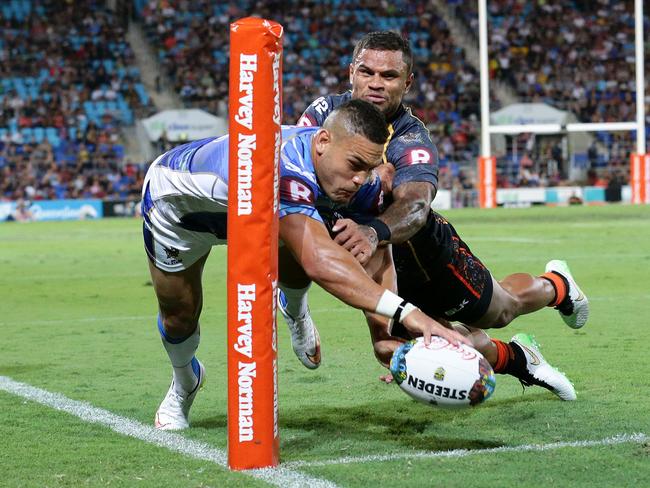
407, 148, 433, 165
235, 54, 257, 130
297, 114, 316, 126
280, 177, 315, 204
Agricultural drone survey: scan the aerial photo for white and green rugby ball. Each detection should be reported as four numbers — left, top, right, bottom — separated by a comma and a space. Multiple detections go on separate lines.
390, 336, 496, 408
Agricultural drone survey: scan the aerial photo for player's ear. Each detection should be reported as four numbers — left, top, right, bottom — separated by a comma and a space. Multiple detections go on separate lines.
314, 128, 331, 155
349, 63, 354, 84
404, 72, 414, 93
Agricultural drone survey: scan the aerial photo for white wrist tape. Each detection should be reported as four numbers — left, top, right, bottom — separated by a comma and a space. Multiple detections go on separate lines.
375, 290, 418, 323
400, 302, 418, 321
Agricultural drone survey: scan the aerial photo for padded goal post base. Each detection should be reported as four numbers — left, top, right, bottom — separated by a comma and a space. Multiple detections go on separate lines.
227, 17, 283, 470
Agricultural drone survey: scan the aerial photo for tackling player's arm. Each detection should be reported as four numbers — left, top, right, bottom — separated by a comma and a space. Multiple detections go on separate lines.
279, 212, 469, 347
367, 127, 439, 244
334, 128, 439, 263
333, 179, 434, 262
374, 179, 435, 242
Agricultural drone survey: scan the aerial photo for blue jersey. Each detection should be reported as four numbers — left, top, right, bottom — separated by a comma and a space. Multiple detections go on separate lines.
298, 91, 439, 191
144, 126, 331, 225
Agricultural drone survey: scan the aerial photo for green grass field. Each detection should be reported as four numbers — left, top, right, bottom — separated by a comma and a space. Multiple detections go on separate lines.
2, 205, 650, 487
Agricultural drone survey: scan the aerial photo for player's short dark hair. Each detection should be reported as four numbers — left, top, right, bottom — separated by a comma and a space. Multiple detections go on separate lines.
329, 99, 389, 145
352, 31, 413, 74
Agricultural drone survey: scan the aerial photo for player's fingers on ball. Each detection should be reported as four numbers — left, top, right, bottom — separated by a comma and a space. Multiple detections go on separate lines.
423, 330, 432, 345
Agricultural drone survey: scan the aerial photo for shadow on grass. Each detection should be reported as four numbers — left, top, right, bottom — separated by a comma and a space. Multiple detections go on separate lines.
192, 393, 556, 454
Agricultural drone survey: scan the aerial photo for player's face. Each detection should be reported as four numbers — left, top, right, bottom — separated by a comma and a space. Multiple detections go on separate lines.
313, 129, 384, 204
349, 49, 413, 119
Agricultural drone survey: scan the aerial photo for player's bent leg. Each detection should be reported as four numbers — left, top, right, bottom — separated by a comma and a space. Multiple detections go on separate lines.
467, 276, 520, 329
498, 272, 556, 316
469, 272, 558, 329
149, 254, 209, 430
278, 245, 321, 369
544, 260, 589, 329
149, 253, 209, 338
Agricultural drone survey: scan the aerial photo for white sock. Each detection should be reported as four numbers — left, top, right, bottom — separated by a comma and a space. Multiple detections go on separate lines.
158, 315, 201, 395
279, 283, 311, 318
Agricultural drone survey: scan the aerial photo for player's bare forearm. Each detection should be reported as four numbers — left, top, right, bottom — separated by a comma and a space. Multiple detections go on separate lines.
279, 213, 384, 311
379, 181, 435, 243
280, 214, 470, 347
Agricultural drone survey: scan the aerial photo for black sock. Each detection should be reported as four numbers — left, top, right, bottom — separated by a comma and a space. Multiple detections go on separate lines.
502, 341, 529, 379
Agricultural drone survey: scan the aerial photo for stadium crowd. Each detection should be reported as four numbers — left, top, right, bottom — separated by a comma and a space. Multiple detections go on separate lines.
0, 0, 152, 201
455, 0, 639, 123
453, 0, 641, 186
136, 0, 491, 171
1, 0, 643, 203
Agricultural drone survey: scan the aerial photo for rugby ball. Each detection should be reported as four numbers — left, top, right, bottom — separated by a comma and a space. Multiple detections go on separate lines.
389, 337, 496, 408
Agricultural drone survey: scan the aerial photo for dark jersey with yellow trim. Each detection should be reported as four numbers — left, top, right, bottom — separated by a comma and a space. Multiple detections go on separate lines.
298, 91, 439, 192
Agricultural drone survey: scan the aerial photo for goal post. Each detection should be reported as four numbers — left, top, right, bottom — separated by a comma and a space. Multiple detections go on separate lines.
227, 17, 283, 470
477, 0, 648, 206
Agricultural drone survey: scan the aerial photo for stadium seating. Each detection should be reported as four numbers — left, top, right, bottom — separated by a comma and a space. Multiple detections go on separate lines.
452, 0, 640, 185
136, 0, 489, 185
0, 0, 151, 200
1, 0, 642, 201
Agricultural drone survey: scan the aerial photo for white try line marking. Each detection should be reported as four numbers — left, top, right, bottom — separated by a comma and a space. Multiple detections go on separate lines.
283, 432, 648, 469
0, 376, 339, 488
2, 377, 647, 482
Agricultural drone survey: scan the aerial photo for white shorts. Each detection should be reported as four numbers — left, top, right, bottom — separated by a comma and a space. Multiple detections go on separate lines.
142, 162, 229, 273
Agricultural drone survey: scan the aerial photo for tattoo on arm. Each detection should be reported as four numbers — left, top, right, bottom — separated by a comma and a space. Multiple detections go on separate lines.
379, 181, 435, 243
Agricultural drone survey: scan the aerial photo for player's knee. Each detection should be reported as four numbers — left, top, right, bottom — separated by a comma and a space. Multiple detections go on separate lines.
485, 287, 519, 327
159, 308, 200, 338
485, 310, 515, 328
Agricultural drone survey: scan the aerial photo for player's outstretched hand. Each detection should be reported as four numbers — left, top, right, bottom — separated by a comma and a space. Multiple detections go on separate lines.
402, 309, 472, 347
332, 218, 378, 265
